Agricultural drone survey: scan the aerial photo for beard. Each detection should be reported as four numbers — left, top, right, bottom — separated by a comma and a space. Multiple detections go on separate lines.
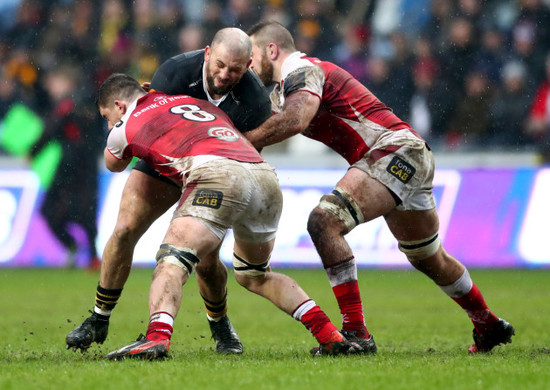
205, 61, 234, 96
256, 54, 275, 87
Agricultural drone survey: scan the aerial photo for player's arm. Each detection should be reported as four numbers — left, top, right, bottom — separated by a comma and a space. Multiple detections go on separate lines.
104, 147, 132, 172
244, 90, 320, 149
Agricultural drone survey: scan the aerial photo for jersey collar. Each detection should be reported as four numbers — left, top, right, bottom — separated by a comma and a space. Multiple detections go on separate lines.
202, 62, 228, 106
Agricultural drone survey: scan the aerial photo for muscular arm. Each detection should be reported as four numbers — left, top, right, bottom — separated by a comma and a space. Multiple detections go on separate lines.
244, 91, 321, 149
104, 147, 132, 172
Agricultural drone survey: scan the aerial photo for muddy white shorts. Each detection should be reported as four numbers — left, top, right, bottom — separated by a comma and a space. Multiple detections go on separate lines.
352, 129, 436, 211
173, 159, 283, 242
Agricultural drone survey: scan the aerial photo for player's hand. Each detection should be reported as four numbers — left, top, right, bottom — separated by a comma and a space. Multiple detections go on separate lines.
141, 81, 151, 92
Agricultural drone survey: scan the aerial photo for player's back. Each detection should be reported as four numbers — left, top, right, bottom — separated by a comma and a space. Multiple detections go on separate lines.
123, 92, 263, 175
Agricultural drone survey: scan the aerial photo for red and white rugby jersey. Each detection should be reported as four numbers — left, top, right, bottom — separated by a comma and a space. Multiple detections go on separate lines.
106, 92, 263, 182
271, 52, 423, 165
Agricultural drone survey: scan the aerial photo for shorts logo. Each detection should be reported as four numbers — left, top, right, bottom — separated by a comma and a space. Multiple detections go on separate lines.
192, 190, 223, 209
386, 156, 416, 184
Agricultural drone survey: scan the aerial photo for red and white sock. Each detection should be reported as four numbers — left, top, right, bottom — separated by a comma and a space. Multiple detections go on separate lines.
145, 312, 174, 341
292, 300, 339, 344
326, 258, 369, 338
439, 270, 498, 333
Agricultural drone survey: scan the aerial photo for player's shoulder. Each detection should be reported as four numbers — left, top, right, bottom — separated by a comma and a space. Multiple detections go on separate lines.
158, 49, 204, 75
281, 52, 320, 79
231, 69, 270, 102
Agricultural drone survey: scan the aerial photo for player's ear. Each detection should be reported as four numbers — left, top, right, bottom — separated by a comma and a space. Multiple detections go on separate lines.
204, 46, 211, 62
114, 99, 127, 115
267, 43, 278, 61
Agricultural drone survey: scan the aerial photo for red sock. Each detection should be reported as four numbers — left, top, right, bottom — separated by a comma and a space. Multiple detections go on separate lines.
332, 281, 369, 338
452, 283, 499, 333
145, 312, 174, 341
294, 301, 339, 344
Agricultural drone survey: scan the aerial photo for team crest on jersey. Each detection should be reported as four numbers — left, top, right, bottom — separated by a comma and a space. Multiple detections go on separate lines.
192, 189, 223, 209
386, 156, 416, 184
208, 127, 240, 142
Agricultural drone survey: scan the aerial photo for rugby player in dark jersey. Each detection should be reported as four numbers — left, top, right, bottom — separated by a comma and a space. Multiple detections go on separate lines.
66, 28, 271, 355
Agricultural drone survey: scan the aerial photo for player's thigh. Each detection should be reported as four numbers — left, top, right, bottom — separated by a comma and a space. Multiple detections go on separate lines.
163, 216, 223, 261
335, 167, 397, 222
117, 169, 181, 232
384, 207, 439, 241
233, 238, 275, 265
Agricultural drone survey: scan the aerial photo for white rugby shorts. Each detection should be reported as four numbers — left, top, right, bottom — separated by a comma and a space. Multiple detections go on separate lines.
173, 159, 282, 242
352, 129, 436, 211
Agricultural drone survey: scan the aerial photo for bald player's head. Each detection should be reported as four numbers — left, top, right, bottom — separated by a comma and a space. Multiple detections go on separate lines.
211, 27, 252, 57
204, 28, 252, 98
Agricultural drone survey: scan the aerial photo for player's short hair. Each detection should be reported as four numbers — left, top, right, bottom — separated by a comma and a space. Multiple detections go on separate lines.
96, 73, 144, 109
247, 21, 296, 52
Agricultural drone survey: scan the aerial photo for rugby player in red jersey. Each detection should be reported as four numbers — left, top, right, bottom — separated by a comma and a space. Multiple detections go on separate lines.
93, 73, 351, 359
66, 28, 271, 355
245, 21, 514, 354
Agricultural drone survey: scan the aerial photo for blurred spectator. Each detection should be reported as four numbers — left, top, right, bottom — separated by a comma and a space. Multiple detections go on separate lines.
386, 30, 415, 119
409, 53, 457, 148
488, 61, 532, 147
28, 64, 103, 269
222, 0, 261, 31
291, 0, 340, 63
0, 74, 18, 121
201, 0, 227, 42
334, 24, 370, 81
525, 53, 550, 153
446, 70, 494, 149
439, 17, 479, 93
422, 0, 456, 52
508, 15, 547, 96
177, 24, 207, 53
514, 0, 550, 54
473, 27, 507, 84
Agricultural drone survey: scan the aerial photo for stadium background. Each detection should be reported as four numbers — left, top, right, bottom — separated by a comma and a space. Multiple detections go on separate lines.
1, 0, 549, 269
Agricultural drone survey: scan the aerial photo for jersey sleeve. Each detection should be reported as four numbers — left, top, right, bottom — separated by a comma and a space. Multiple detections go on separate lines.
106, 122, 130, 160
282, 65, 324, 99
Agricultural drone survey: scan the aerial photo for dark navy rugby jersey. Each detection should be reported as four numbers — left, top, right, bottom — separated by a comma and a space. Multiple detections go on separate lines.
150, 49, 272, 133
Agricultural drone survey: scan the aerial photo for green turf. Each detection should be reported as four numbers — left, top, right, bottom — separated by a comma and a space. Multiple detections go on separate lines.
1, 268, 549, 390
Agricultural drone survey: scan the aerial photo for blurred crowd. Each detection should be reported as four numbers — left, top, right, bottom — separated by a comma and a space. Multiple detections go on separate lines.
1, 0, 550, 156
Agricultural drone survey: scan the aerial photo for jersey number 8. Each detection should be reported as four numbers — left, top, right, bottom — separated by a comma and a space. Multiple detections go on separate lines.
170, 104, 215, 122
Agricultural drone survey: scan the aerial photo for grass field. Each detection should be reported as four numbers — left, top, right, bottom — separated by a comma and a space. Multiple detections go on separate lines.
1, 267, 549, 390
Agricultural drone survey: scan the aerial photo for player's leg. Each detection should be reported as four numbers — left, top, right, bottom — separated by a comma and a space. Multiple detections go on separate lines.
384, 208, 515, 353
105, 216, 223, 360
66, 168, 180, 352
100, 169, 180, 288
307, 167, 395, 352
231, 164, 350, 356
232, 238, 350, 356
194, 246, 242, 354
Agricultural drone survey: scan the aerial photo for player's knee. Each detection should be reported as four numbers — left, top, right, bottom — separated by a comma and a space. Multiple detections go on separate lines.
308, 187, 364, 239
112, 217, 143, 246
155, 244, 200, 275
233, 252, 269, 289
398, 233, 441, 263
